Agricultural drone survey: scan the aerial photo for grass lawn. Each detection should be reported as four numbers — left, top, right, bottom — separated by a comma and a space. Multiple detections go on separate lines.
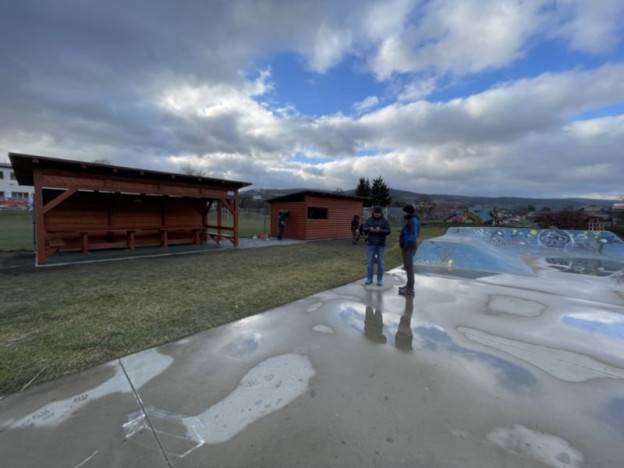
0, 212, 450, 395
0, 211, 34, 252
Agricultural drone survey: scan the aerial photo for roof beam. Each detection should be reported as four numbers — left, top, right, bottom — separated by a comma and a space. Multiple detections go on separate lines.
42, 188, 77, 214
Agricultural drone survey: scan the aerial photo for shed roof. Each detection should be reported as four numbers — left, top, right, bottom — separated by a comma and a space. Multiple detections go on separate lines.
8, 152, 251, 189
267, 190, 365, 203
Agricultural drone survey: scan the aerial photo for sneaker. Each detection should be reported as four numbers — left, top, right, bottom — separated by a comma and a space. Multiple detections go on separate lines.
365, 279, 373, 285
377, 281, 383, 287
398, 288, 414, 296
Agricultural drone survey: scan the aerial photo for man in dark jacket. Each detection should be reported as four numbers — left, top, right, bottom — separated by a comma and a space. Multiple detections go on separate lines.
399, 204, 420, 296
277, 210, 288, 240
363, 206, 391, 286
351, 214, 361, 244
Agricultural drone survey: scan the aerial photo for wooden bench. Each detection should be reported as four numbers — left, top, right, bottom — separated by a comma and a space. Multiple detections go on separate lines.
45, 225, 207, 253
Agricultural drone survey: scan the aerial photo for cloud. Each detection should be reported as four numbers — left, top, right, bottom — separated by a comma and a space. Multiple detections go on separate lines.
553, 0, 624, 54
398, 78, 437, 101
369, 0, 549, 79
1, 1, 623, 199
353, 96, 380, 113
160, 64, 624, 198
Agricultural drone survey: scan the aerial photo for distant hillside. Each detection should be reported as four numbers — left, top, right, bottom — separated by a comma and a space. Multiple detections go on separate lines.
243, 188, 614, 210
390, 191, 614, 210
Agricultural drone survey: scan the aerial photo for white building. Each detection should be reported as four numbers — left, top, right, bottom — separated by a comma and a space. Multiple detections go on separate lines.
0, 162, 34, 201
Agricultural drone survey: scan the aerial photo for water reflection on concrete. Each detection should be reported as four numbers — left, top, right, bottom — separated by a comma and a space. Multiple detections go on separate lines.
416, 325, 537, 391
562, 312, 624, 340
339, 290, 537, 392
545, 257, 624, 277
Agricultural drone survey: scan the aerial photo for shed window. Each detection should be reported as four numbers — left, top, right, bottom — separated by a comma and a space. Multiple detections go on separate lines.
308, 207, 328, 219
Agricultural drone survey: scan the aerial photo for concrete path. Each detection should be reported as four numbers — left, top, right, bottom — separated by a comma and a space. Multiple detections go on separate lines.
1, 238, 304, 270
2, 266, 624, 467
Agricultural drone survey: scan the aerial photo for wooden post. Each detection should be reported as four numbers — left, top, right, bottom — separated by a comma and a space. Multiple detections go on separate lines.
217, 200, 223, 242
33, 171, 47, 265
202, 200, 213, 243
127, 231, 135, 251
233, 195, 240, 247
108, 193, 114, 227
161, 197, 166, 227
201, 201, 208, 244
161, 230, 168, 248
81, 233, 89, 253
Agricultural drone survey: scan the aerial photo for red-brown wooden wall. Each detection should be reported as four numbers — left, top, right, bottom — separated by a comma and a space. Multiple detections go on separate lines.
270, 195, 363, 240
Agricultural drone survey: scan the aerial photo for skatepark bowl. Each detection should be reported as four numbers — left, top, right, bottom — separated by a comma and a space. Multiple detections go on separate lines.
1, 227, 624, 467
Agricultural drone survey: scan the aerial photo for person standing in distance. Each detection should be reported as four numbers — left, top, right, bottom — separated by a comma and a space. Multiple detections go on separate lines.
363, 206, 391, 286
399, 204, 420, 296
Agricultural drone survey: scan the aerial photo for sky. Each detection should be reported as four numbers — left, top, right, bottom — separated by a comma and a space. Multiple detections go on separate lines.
1, 0, 623, 199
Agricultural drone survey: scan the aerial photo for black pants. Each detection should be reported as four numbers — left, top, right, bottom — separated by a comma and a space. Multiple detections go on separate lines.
402, 246, 416, 290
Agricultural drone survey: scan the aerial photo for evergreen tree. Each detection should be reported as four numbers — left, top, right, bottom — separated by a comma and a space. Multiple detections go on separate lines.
370, 176, 392, 207
355, 177, 370, 198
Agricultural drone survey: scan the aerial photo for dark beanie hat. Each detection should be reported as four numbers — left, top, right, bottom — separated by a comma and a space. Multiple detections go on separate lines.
373, 205, 383, 213
403, 204, 415, 214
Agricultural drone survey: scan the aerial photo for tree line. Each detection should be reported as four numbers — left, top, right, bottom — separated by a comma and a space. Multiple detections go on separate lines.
355, 176, 392, 207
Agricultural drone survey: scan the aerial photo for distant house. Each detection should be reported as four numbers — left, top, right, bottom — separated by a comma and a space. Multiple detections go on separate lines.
0, 162, 34, 209
612, 203, 624, 227
579, 205, 612, 230
445, 213, 471, 224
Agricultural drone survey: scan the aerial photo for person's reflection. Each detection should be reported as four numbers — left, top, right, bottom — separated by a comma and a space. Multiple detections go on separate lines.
364, 305, 387, 343
395, 295, 415, 352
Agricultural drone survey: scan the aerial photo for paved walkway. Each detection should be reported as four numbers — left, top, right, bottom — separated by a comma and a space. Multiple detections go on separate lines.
0, 238, 304, 270
1, 265, 623, 467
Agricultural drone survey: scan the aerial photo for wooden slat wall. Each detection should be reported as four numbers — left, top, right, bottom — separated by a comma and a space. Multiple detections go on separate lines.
43, 191, 204, 251
269, 196, 363, 240
270, 201, 307, 239
304, 196, 363, 240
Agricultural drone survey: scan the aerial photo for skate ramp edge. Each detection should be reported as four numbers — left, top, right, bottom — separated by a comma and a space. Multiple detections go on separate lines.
415, 227, 624, 276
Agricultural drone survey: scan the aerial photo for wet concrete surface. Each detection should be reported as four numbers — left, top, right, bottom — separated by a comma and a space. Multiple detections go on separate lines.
2, 266, 624, 467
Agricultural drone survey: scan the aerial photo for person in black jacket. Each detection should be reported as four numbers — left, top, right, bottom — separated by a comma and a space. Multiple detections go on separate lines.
399, 204, 420, 296
351, 214, 361, 244
363, 206, 391, 286
277, 210, 288, 240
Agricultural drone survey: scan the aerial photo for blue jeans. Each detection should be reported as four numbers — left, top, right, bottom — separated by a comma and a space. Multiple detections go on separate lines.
367, 245, 385, 282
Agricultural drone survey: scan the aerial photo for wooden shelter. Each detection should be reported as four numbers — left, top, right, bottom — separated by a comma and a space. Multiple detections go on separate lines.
9, 153, 250, 264
268, 190, 364, 240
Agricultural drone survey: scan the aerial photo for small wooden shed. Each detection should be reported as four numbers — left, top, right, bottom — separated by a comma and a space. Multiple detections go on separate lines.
268, 190, 364, 240
9, 152, 250, 264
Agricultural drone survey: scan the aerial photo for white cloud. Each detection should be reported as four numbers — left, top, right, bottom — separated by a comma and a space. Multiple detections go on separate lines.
305, 21, 354, 73
153, 64, 624, 198
553, 0, 624, 54
369, 0, 549, 79
1, 1, 624, 200
353, 96, 380, 113
398, 78, 437, 101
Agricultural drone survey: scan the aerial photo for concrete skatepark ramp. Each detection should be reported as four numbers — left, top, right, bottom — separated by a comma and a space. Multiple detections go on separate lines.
415, 227, 624, 276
